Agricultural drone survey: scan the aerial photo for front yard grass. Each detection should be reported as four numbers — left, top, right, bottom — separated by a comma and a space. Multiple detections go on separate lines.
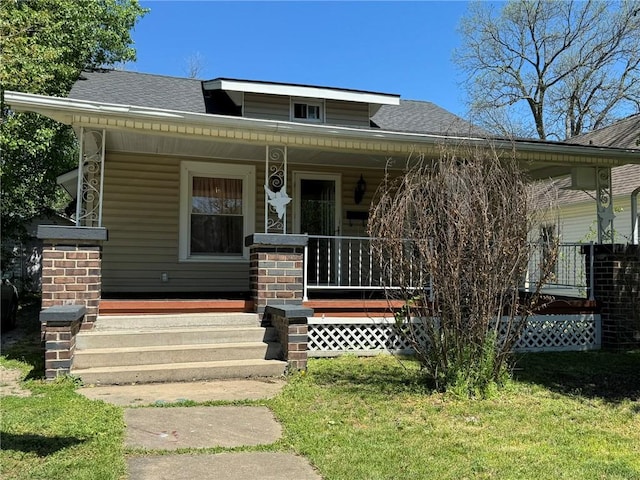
269, 353, 640, 480
2, 307, 639, 480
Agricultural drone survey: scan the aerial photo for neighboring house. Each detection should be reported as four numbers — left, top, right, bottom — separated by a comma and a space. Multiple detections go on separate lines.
542, 114, 640, 244
1, 213, 74, 293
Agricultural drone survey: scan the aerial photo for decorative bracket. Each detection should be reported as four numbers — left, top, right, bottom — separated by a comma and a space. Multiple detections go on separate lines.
265, 145, 289, 233
595, 167, 615, 244
75, 127, 106, 227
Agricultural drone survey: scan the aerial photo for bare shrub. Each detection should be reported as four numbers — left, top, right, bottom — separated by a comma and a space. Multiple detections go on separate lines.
368, 142, 557, 396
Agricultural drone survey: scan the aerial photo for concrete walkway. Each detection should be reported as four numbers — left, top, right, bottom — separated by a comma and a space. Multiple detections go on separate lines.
77, 379, 322, 480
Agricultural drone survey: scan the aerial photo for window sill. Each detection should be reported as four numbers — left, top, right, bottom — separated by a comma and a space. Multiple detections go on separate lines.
179, 256, 250, 264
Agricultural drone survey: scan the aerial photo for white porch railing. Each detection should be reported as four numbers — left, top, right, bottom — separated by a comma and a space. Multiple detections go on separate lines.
303, 236, 594, 300
524, 242, 594, 300
303, 235, 430, 300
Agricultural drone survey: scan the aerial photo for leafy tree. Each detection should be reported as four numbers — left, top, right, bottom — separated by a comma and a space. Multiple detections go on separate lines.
455, 0, 640, 140
0, 0, 147, 267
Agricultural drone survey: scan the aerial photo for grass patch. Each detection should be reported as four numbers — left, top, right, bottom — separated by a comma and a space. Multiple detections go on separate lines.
0, 376, 126, 480
269, 354, 640, 480
1, 298, 126, 480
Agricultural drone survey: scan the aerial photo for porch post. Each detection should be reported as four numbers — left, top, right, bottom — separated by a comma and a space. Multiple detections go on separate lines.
245, 233, 308, 315
584, 244, 640, 349
38, 225, 107, 331
264, 145, 290, 234
76, 127, 106, 227
595, 167, 615, 244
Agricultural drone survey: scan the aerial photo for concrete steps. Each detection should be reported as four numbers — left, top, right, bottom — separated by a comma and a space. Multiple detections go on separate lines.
71, 313, 286, 385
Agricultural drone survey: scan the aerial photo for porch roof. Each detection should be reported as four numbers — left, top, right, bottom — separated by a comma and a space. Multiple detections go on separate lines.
5, 90, 640, 181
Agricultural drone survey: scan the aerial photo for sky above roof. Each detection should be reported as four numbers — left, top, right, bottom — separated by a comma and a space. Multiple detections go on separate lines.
129, 1, 471, 116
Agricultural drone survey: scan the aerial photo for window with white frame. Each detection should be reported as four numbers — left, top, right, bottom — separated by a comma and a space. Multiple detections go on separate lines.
179, 162, 254, 261
291, 99, 323, 122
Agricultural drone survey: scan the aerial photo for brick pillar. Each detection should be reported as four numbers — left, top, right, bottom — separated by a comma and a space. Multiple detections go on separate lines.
40, 305, 85, 380
264, 305, 312, 372
245, 234, 308, 314
38, 226, 108, 330
585, 244, 640, 349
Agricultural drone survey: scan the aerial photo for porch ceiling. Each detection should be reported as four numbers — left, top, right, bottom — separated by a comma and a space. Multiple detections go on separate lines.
104, 129, 629, 180
105, 129, 397, 170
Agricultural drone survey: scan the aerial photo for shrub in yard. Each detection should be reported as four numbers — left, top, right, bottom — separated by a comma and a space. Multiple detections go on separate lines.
369, 142, 556, 397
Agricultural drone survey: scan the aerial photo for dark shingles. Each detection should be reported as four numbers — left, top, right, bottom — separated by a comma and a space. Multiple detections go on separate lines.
566, 114, 640, 150
69, 70, 486, 136
372, 100, 488, 137
70, 70, 205, 113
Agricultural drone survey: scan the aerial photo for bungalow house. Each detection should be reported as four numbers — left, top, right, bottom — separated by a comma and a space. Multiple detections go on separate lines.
5, 70, 640, 382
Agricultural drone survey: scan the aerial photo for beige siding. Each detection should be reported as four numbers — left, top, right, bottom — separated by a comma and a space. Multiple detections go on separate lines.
102, 153, 262, 293
102, 152, 399, 294
325, 100, 370, 127
243, 93, 289, 121
244, 94, 372, 127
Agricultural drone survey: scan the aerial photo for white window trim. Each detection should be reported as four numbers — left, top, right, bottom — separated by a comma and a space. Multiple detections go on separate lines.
290, 98, 325, 123
179, 161, 255, 262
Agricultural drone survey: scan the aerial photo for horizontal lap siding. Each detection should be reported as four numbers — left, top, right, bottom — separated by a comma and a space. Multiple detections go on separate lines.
244, 93, 289, 121
325, 100, 370, 127
102, 153, 256, 293
557, 198, 633, 243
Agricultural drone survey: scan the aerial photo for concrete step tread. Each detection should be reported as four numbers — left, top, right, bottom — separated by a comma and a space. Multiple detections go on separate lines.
78, 325, 270, 336
72, 358, 287, 374
94, 312, 259, 330
74, 341, 278, 355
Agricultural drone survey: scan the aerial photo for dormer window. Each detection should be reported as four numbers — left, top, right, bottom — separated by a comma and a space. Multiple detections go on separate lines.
292, 99, 323, 122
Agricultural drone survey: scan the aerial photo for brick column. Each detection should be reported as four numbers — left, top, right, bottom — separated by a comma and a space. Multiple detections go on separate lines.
38, 226, 108, 330
585, 244, 640, 349
264, 305, 313, 372
40, 305, 85, 380
245, 234, 307, 314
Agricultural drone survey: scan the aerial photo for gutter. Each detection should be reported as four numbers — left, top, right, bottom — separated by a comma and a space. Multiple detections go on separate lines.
4, 90, 640, 164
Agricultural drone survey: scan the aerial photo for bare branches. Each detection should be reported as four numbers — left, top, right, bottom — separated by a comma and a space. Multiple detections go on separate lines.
456, 0, 640, 140
368, 143, 558, 395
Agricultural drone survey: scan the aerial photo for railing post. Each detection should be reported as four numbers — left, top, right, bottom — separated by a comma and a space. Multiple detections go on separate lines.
588, 241, 595, 301
303, 243, 309, 302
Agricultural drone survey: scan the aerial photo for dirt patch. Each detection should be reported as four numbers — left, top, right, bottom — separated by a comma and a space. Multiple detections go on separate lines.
0, 366, 31, 397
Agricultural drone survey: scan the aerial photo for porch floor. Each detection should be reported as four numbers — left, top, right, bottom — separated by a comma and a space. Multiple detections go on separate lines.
99, 297, 597, 317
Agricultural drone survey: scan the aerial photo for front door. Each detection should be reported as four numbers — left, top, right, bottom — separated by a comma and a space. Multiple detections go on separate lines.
294, 172, 341, 285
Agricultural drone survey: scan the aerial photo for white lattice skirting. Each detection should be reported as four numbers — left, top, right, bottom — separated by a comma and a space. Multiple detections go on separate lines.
308, 314, 601, 357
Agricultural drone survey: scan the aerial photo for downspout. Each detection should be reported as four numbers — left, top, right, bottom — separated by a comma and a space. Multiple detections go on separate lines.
632, 186, 640, 245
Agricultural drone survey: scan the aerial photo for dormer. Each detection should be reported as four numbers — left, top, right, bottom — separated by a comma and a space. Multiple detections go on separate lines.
201, 78, 400, 127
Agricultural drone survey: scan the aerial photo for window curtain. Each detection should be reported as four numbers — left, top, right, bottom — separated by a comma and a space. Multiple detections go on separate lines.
191, 177, 243, 254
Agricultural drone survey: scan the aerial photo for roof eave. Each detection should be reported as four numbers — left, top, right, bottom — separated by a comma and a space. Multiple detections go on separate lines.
4, 91, 640, 165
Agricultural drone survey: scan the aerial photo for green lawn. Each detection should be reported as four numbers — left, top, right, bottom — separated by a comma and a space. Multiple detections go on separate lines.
269, 354, 640, 480
2, 302, 639, 480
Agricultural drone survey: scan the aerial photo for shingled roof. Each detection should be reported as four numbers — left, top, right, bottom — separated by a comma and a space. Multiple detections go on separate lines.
69, 69, 485, 137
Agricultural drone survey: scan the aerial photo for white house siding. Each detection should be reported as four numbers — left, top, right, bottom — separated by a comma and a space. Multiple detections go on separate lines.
555, 196, 634, 244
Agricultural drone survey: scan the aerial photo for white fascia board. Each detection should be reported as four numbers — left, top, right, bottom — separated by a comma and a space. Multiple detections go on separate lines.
203, 78, 400, 106
4, 91, 640, 165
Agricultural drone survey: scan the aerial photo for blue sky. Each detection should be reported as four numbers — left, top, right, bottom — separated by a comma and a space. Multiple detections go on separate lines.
130, 1, 471, 116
